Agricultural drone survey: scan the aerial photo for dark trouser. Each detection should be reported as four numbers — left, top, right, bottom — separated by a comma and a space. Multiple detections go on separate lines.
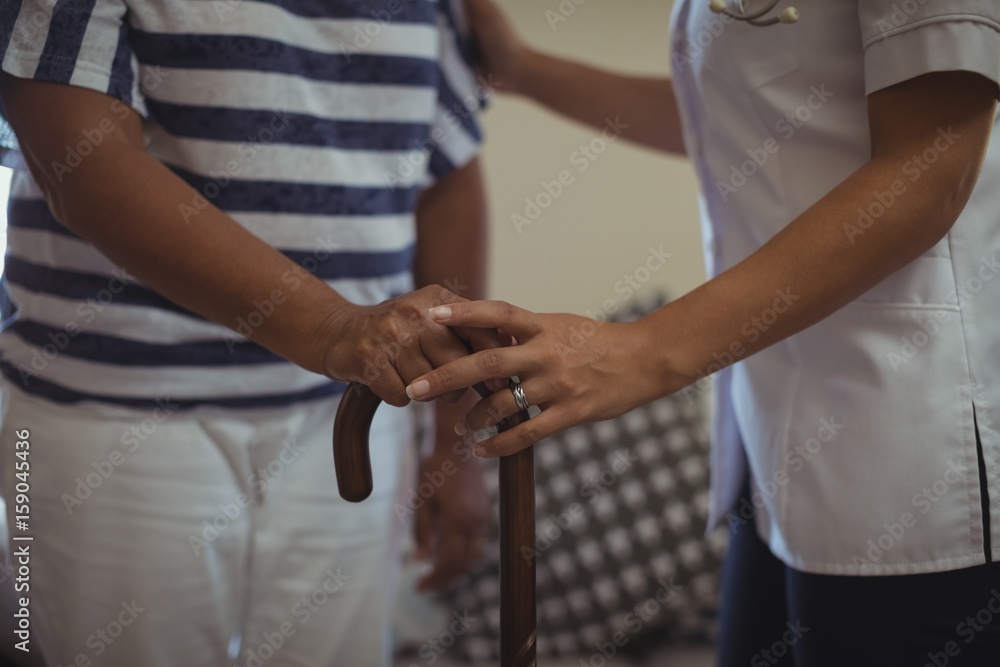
718, 495, 1000, 667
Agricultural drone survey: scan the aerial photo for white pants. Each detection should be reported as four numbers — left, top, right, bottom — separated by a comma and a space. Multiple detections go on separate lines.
0, 382, 415, 667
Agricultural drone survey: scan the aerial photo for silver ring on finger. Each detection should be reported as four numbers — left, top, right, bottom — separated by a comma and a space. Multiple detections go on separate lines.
508, 378, 531, 412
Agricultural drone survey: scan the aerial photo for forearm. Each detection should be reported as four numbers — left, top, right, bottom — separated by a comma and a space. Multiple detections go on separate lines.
11, 116, 348, 377
412, 164, 488, 302
648, 152, 980, 392
0, 75, 358, 377
517, 49, 685, 155
414, 160, 489, 450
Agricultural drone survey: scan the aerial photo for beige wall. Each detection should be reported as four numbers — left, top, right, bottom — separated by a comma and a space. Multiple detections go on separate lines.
481, 0, 706, 316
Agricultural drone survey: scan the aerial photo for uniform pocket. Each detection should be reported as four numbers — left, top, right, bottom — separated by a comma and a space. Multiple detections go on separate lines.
698, 5, 801, 93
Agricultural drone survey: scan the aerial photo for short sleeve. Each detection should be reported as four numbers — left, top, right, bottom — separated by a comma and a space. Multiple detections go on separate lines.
859, 0, 1000, 96
426, 0, 488, 182
0, 0, 146, 166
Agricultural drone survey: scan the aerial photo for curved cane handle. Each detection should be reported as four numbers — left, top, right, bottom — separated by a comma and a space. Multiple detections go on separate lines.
332, 383, 383, 502
332, 380, 536, 667
332, 381, 529, 500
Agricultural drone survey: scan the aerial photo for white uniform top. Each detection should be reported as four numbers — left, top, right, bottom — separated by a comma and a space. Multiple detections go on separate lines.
669, 0, 1000, 575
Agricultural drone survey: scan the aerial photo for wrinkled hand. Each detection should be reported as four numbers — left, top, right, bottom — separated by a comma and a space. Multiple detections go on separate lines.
465, 0, 531, 93
414, 447, 490, 592
405, 301, 675, 456
320, 285, 499, 406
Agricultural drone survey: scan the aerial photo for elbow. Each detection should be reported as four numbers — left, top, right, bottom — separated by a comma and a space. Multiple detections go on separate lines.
881, 142, 988, 253
34, 167, 82, 236
923, 163, 984, 248
20, 139, 139, 239
16, 152, 75, 231
36, 175, 73, 230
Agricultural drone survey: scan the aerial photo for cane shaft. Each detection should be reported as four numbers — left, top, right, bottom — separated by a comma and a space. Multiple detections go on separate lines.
499, 427, 536, 667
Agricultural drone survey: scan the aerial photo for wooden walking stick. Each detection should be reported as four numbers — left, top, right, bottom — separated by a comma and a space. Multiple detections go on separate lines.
333, 382, 537, 667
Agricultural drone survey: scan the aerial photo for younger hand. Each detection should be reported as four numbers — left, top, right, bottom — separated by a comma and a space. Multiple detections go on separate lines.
465, 0, 531, 93
405, 301, 673, 456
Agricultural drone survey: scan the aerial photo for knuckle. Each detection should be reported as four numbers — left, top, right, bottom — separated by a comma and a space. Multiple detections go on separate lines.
479, 348, 505, 376
374, 381, 409, 408
385, 392, 410, 408
494, 300, 515, 320
537, 346, 558, 369
435, 365, 455, 388
484, 398, 507, 427
373, 315, 401, 340
355, 338, 377, 362
425, 284, 450, 307
472, 410, 491, 431
480, 413, 497, 431
520, 424, 541, 447
393, 298, 423, 321
436, 284, 456, 303
552, 374, 576, 398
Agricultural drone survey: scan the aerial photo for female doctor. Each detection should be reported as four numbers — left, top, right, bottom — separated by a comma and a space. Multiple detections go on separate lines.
408, 0, 1000, 664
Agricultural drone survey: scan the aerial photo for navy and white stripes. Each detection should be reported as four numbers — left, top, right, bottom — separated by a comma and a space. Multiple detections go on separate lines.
0, 0, 485, 409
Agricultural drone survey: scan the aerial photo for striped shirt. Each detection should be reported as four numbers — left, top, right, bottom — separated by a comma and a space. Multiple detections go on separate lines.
0, 0, 484, 411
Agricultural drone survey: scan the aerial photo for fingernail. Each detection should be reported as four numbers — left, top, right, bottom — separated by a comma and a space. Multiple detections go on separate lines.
407, 379, 430, 400
428, 306, 452, 320
473, 447, 487, 458
473, 429, 490, 444
454, 420, 469, 436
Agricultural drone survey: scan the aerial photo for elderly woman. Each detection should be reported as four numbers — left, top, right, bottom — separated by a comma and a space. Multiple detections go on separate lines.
407, 0, 1000, 664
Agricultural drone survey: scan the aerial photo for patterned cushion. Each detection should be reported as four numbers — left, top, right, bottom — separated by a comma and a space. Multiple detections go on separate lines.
441, 292, 726, 661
